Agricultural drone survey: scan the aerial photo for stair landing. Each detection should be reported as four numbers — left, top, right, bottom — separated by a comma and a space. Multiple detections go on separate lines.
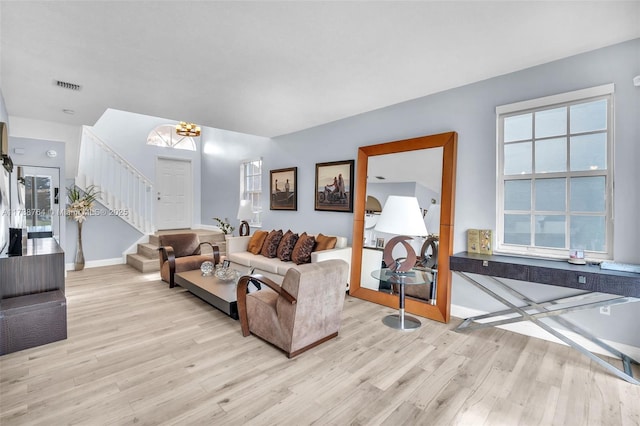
126, 229, 226, 273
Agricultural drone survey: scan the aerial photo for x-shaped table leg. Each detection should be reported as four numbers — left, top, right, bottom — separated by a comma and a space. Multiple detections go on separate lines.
454, 271, 640, 385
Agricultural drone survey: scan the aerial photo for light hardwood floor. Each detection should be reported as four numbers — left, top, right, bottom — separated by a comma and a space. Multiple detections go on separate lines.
1, 265, 639, 425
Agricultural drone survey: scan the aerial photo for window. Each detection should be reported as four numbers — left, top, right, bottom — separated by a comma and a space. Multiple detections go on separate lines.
147, 125, 196, 151
496, 84, 613, 260
240, 159, 262, 225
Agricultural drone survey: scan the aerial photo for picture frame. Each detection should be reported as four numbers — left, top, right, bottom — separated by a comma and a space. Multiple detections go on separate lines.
314, 160, 354, 212
376, 237, 385, 249
222, 259, 230, 269
270, 167, 297, 210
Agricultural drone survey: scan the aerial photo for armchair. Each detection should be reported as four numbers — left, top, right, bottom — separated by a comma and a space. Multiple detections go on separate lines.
236, 259, 349, 358
158, 233, 220, 288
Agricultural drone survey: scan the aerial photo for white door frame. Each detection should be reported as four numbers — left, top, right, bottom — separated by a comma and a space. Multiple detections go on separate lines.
155, 157, 193, 230
19, 165, 61, 240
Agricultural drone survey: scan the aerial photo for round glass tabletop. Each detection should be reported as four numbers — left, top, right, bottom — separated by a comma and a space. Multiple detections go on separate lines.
371, 268, 433, 285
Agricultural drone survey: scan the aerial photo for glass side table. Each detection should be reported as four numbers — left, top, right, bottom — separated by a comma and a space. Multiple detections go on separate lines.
371, 268, 434, 330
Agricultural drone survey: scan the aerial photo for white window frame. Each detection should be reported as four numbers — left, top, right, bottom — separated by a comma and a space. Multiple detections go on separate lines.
496, 84, 614, 261
146, 124, 197, 151
240, 158, 262, 226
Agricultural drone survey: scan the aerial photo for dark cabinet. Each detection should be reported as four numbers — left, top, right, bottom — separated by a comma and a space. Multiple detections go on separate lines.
0, 238, 66, 354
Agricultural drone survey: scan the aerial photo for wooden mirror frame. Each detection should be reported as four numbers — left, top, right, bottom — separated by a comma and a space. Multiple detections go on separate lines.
349, 131, 457, 323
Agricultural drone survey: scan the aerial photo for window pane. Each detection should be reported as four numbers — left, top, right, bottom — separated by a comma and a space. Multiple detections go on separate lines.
571, 177, 605, 212
504, 180, 531, 210
571, 215, 605, 251
504, 113, 532, 142
570, 133, 606, 171
535, 137, 566, 173
535, 178, 565, 212
147, 125, 195, 151
535, 107, 566, 138
173, 138, 196, 150
535, 215, 565, 248
570, 99, 607, 133
504, 214, 531, 245
504, 142, 532, 175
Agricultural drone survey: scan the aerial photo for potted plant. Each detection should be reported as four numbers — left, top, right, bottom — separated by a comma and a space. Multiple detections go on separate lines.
213, 217, 235, 235
67, 184, 100, 271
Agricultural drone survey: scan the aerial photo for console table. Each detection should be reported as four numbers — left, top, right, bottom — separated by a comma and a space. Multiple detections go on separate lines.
450, 252, 640, 385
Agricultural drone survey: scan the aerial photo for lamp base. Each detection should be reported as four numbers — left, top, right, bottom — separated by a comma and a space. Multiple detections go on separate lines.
382, 313, 421, 330
238, 220, 250, 237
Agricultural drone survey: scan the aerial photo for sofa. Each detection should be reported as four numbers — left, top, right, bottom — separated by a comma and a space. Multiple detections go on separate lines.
226, 230, 352, 287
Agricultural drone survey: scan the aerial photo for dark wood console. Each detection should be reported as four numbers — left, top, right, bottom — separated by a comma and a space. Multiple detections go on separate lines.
1, 238, 66, 354
450, 252, 640, 297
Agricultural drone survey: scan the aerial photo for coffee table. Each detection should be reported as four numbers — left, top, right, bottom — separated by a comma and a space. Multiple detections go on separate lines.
174, 269, 244, 319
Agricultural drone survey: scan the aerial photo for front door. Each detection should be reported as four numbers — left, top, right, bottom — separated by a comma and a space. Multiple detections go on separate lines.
20, 166, 60, 239
156, 158, 192, 230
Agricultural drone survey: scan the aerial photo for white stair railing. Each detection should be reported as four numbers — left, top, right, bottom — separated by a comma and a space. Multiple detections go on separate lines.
77, 126, 155, 234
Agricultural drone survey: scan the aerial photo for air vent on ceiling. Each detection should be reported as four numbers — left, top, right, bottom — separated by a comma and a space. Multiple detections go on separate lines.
55, 80, 82, 91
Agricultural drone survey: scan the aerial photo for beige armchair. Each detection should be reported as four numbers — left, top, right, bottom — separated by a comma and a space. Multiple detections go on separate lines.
236, 259, 349, 358
158, 233, 220, 288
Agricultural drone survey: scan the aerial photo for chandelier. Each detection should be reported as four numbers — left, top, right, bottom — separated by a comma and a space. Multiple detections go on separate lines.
176, 121, 201, 137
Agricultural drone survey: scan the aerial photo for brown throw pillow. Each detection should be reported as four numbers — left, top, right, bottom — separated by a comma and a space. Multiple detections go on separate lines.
291, 233, 316, 264
277, 230, 299, 261
247, 230, 268, 254
314, 233, 337, 252
261, 229, 284, 258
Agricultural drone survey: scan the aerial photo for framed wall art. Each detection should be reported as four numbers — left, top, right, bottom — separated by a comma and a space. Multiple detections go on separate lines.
315, 159, 354, 212
270, 167, 297, 210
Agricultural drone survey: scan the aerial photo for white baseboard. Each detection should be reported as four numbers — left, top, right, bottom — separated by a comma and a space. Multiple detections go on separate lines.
65, 257, 124, 271
451, 304, 640, 361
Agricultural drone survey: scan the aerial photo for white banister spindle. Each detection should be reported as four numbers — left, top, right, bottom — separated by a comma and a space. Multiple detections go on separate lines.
77, 126, 155, 234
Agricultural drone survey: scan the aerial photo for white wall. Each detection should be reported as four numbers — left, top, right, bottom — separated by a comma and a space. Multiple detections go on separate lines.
0, 91, 8, 124
7, 116, 81, 179
200, 127, 272, 230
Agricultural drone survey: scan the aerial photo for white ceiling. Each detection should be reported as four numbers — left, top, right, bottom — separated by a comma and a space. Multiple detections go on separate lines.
1, 1, 638, 138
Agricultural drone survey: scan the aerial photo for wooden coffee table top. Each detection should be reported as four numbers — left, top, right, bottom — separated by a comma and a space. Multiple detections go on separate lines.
175, 269, 239, 303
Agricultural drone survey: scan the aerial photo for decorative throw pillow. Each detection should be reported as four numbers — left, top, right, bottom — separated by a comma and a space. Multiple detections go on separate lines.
314, 233, 337, 252
277, 230, 299, 261
261, 229, 284, 258
291, 233, 316, 264
247, 230, 268, 255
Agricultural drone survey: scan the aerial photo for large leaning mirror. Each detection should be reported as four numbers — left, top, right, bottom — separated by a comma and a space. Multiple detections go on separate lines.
349, 132, 457, 323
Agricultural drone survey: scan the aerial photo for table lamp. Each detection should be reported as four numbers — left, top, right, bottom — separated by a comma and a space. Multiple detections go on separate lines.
375, 195, 428, 273
237, 200, 253, 236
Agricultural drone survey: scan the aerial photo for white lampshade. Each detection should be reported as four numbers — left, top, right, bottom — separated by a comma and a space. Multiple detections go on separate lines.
237, 200, 253, 221
375, 196, 428, 236
424, 204, 441, 236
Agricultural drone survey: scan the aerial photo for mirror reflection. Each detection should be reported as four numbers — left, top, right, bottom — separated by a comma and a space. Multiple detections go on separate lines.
360, 148, 443, 302
349, 132, 457, 324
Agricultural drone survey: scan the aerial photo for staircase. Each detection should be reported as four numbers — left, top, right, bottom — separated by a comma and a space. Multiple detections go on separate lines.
77, 126, 155, 235
126, 230, 227, 273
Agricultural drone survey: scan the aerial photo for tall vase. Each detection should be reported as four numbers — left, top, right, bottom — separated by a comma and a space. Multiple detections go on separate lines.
74, 221, 85, 271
